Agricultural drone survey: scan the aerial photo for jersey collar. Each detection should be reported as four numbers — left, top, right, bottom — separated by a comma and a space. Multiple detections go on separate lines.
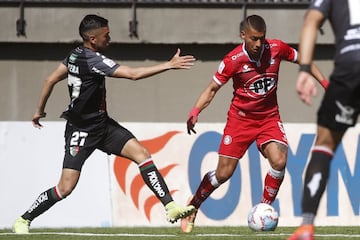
242, 43, 265, 67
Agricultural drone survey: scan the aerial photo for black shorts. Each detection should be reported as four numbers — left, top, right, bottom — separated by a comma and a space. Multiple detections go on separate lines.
318, 62, 360, 131
63, 118, 135, 171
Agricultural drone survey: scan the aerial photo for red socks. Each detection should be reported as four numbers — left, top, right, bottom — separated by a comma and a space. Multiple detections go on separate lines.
190, 170, 219, 209
261, 168, 284, 204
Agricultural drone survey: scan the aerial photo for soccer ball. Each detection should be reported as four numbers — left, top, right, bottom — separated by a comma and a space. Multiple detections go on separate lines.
247, 203, 279, 231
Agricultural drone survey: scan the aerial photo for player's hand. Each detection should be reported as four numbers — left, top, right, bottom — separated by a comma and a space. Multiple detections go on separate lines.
169, 48, 196, 70
296, 71, 317, 106
32, 111, 47, 129
187, 107, 200, 135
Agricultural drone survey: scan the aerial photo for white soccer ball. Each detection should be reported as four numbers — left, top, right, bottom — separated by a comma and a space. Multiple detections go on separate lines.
247, 203, 279, 231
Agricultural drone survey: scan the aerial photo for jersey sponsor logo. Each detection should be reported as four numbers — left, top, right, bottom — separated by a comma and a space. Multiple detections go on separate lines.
217, 61, 225, 74
265, 186, 278, 197
223, 135, 232, 145
103, 58, 116, 68
231, 52, 245, 61
70, 146, 80, 157
68, 63, 79, 74
268, 43, 278, 49
242, 64, 251, 72
92, 67, 106, 75
244, 73, 277, 98
147, 171, 166, 197
335, 101, 355, 125
28, 192, 48, 213
344, 27, 360, 41
69, 53, 77, 63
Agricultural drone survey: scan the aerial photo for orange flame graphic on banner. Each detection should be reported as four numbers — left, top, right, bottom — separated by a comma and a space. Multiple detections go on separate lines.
113, 131, 180, 222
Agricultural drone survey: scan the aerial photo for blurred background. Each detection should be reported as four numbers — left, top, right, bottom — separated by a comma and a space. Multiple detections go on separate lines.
0, 0, 333, 123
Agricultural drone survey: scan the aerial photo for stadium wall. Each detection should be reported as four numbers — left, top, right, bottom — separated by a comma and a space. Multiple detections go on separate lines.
0, 3, 334, 123
0, 5, 334, 44
1, 122, 360, 228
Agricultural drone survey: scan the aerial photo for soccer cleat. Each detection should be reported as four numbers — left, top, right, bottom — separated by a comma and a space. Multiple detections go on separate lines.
181, 208, 198, 233
12, 217, 31, 234
165, 201, 195, 224
287, 224, 314, 240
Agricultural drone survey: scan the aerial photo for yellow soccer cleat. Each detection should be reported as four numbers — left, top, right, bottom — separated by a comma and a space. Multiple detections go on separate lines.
12, 217, 31, 234
165, 201, 195, 224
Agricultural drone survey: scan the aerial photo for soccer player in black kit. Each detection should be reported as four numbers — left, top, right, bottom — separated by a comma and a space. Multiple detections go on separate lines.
289, 0, 360, 239
13, 14, 196, 234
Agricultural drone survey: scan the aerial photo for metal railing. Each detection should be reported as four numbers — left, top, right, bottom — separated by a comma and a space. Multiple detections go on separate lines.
1, 0, 311, 4
5, 0, 311, 38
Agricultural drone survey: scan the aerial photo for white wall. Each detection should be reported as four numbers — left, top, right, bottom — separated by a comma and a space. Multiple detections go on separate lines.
0, 122, 112, 228
2, 122, 360, 229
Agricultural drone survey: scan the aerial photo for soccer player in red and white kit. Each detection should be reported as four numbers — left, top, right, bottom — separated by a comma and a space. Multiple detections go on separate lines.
181, 15, 328, 233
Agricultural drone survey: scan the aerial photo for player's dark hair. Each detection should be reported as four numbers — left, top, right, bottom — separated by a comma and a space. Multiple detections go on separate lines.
243, 15, 266, 33
239, 20, 245, 33
79, 14, 108, 41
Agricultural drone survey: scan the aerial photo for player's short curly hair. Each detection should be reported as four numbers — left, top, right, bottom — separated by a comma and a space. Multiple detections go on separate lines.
79, 14, 108, 41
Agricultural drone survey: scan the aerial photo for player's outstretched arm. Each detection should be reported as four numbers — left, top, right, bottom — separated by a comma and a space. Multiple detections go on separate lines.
187, 80, 220, 135
112, 48, 196, 80
32, 63, 67, 128
309, 63, 329, 89
296, 71, 317, 106
296, 9, 326, 106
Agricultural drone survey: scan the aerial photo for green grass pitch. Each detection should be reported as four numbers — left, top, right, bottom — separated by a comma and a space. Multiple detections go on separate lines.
1, 226, 360, 239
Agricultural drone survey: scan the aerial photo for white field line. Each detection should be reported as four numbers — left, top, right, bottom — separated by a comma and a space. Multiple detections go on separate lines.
1, 232, 360, 238
199, 233, 360, 238
0, 232, 176, 237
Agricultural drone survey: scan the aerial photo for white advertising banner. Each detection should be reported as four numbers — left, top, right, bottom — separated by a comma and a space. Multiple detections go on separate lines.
0, 122, 112, 229
1, 122, 360, 228
109, 123, 360, 227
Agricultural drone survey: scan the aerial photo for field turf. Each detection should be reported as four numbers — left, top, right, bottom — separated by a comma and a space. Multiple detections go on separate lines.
1, 226, 360, 239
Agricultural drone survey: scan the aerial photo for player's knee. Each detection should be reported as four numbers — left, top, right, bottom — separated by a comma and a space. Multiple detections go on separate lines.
216, 169, 233, 183
141, 147, 151, 159
270, 157, 287, 171
122, 140, 151, 163
133, 148, 151, 164
57, 185, 74, 198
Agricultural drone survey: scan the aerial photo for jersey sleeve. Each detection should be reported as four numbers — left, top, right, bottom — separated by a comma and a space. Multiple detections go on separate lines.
278, 40, 298, 63
309, 0, 331, 18
213, 55, 237, 86
90, 54, 120, 76
62, 56, 69, 66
